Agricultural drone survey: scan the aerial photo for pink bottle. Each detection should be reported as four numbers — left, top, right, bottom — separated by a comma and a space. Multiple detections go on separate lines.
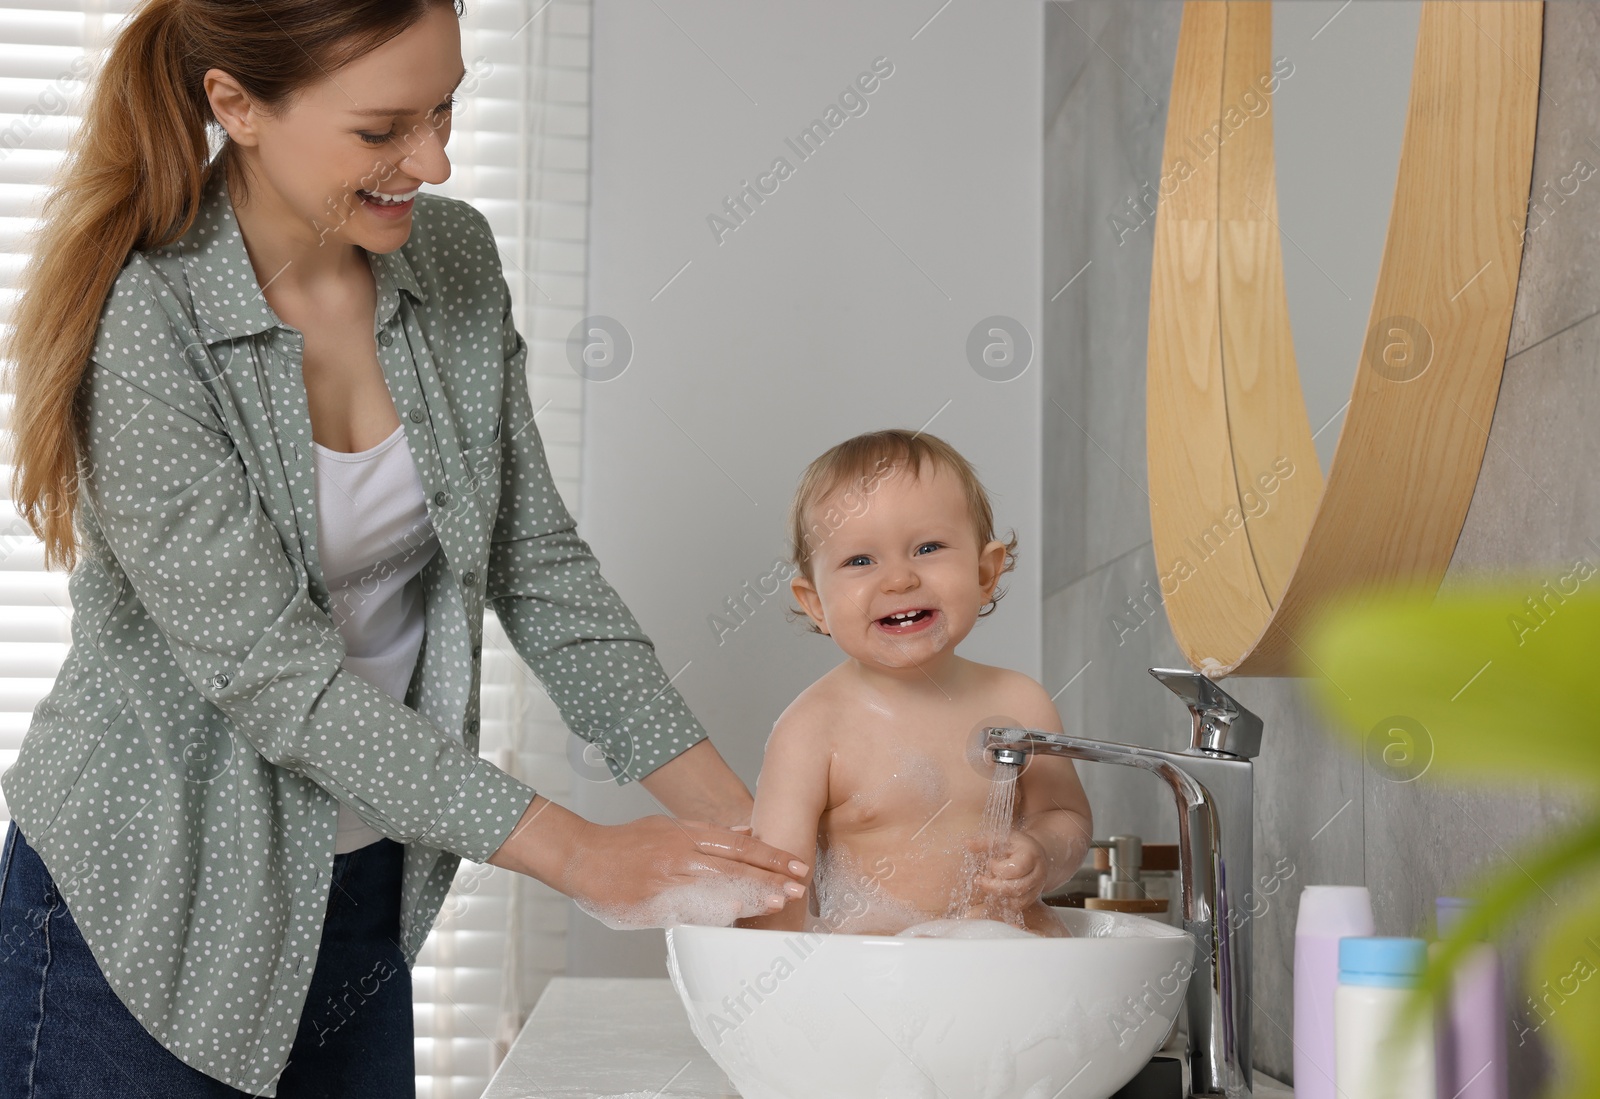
1436, 897, 1510, 1099
1293, 885, 1374, 1099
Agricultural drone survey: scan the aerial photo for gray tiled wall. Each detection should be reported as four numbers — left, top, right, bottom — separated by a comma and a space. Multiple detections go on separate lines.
1042, 3, 1596, 1090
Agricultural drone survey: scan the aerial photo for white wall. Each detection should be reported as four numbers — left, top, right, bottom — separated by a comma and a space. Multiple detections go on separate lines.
572, 0, 1043, 975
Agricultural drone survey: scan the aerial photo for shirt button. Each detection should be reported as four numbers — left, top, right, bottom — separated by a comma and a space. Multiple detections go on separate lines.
466, 718, 480, 735
462, 570, 478, 587
210, 672, 231, 689
379, 331, 394, 347
434, 491, 451, 508
471, 644, 482, 661
409, 407, 425, 423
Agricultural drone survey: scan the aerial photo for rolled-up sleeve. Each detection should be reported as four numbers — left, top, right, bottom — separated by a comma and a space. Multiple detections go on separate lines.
477, 217, 709, 784
81, 356, 536, 863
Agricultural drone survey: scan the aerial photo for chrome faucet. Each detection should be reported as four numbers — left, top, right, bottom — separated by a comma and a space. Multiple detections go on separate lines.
984, 667, 1263, 1098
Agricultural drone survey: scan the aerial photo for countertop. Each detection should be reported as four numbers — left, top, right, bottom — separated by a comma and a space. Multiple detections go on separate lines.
483, 976, 1294, 1098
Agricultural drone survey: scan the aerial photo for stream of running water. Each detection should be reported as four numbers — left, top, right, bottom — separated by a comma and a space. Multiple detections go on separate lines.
943, 759, 1021, 925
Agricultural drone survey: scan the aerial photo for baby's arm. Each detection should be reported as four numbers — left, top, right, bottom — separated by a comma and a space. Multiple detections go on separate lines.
982, 675, 1094, 904
1017, 683, 1093, 893
734, 704, 831, 932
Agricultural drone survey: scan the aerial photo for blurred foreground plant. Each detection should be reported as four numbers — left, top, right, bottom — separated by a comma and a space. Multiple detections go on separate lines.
1302, 577, 1600, 1099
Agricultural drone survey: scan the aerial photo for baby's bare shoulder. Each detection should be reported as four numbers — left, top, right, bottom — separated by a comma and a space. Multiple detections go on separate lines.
767, 665, 851, 750
968, 661, 1061, 730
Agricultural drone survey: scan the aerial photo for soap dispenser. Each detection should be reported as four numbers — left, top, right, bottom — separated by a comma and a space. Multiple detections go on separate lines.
1084, 834, 1175, 919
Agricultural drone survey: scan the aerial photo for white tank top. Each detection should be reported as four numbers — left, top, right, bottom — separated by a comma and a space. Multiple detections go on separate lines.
312, 422, 441, 853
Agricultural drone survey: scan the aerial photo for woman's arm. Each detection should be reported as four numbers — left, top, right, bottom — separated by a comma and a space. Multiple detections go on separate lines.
637, 738, 754, 827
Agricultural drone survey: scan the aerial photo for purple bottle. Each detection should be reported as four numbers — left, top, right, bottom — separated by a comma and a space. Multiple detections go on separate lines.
1436, 897, 1510, 1099
1294, 885, 1374, 1099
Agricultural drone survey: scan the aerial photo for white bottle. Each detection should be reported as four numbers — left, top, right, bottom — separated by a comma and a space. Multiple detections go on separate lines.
1335, 937, 1436, 1099
1293, 885, 1374, 1099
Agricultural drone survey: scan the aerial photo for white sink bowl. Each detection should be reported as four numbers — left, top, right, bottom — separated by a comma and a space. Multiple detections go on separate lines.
665, 907, 1194, 1099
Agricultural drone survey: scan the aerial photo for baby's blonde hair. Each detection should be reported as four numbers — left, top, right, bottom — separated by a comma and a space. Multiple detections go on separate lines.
785, 429, 1019, 635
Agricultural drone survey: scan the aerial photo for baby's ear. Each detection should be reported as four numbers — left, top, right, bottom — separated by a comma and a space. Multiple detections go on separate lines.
978, 539, 1009, 592
790, 573, 828, 633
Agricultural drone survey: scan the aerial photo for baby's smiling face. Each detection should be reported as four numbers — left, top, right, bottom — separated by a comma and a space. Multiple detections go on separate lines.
791, 460, 1008, 676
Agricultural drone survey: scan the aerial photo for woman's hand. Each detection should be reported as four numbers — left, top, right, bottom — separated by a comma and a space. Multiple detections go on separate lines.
565, 815, 808, 929
489, 795, 808, 930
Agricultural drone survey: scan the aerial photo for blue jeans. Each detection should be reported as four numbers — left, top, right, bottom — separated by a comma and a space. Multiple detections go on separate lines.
0, 820, 414, 1098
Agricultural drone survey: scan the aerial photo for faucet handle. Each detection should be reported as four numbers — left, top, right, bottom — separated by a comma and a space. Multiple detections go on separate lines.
1148, 667, 1263, 759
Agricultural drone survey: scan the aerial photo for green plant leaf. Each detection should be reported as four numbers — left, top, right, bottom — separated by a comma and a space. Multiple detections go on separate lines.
1299, 576, 1600, 1099
1299, 579, 1600, 779
1528, 872, 1600, 1099
1367, 818, 1600, 1094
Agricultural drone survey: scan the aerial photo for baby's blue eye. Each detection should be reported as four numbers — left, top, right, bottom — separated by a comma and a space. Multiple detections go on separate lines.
915, 542, 942, 555
844, 555, 871, 567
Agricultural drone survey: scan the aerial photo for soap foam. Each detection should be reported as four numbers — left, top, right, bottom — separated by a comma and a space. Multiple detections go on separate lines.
877, 615, 951, 668
573, 877, 776, 930
896, 917, 1036, 940
811, 843, 940, 934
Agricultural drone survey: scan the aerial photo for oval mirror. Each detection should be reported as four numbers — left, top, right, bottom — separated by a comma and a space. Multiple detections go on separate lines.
1146, 0, 1542, 676
1273, 0, 1420, 474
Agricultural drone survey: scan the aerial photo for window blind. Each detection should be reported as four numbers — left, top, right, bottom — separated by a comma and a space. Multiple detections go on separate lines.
0, 0, 129, 826
0, 2, 588, 1095
417, 2, 590, 1094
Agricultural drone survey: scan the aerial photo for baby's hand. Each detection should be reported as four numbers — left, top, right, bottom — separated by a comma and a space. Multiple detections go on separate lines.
965, 830, 1050, 909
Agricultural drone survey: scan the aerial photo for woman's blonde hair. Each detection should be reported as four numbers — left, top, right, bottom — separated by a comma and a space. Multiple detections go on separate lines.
2, 0, 461, 571
785, 429, 1019, 634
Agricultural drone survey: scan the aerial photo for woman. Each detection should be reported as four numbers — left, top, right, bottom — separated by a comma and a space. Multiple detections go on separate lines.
0, 1, 809, 1095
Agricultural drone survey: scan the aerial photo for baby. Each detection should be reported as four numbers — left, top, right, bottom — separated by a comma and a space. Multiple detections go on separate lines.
737, 430, 1092, 938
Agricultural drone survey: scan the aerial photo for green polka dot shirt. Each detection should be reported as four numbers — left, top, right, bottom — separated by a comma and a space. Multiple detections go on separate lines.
0, 164, 709, 1096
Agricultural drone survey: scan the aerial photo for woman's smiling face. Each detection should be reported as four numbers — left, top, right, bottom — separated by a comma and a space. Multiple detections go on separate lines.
791, 461, 1007, 674
203, 1, 465, 253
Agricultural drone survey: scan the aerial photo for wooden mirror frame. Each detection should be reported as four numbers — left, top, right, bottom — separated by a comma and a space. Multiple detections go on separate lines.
1147, 0, 1543, 677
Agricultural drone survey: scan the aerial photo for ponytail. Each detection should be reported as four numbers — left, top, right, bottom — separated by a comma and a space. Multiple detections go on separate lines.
2, 0, 213, 571
3, 0, 456, 571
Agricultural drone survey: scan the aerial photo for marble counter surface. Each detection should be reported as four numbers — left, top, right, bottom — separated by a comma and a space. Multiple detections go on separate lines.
483, 976, 1293, 1098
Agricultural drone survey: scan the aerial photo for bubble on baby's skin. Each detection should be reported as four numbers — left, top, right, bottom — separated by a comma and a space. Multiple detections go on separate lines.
573, 878, 777, 930
875, 635, 918, 669
874, 615, 951, 668
811, 844, 938, 934
845, 751, 946, 816
898, 752, 945, 804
